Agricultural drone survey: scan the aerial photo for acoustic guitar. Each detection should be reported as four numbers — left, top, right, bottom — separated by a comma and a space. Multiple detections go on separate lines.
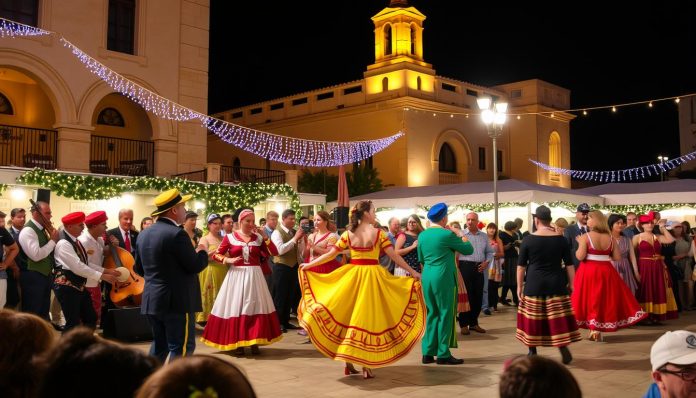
103, 243, 144, 307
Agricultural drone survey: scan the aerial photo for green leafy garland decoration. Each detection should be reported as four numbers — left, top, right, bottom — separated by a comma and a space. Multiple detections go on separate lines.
413, 201, 696, 215
15, 169, 300, 215
0, 183, 7, 196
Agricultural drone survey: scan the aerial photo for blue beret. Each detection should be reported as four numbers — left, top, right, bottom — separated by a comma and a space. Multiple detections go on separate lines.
427, 202, 448, 222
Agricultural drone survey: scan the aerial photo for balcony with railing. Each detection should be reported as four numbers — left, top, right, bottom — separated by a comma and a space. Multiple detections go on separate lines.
221, 165, 285, 184
172, 169, 207, 182
0, 124, 58, 169
90, 135, 154, 176
439, 172, 464, 185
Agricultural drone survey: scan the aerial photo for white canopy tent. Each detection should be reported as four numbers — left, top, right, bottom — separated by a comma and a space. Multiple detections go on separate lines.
578, 179, 696, 205
326, 179, 604, 226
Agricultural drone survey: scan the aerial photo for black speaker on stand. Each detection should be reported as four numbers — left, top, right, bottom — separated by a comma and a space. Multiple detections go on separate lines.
334, 207, 349, 231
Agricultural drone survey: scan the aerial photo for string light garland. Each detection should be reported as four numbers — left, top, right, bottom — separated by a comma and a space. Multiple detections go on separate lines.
15, 169, 301, 216
0, 19, 49, 38
0, 18, 402, 167
404, 92, 695, 119
529, 150, 696, 182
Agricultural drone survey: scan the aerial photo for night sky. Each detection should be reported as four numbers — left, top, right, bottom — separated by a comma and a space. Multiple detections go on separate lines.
208, 1, 696, 181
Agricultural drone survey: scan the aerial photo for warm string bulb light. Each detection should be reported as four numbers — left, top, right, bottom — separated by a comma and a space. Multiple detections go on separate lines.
529, 150, 696, 182
0, 18, 403, 167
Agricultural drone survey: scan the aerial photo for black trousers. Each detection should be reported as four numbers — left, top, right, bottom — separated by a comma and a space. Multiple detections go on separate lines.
458, 260, 484, 328
488, 280, 500, 310
20, 270, 51, 320
272, 263, 298, 326
53, 285, 96, 332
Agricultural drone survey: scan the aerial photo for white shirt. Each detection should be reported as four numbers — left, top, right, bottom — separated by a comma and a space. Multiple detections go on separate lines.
55, 231, 103, 282
18, 219, 56, 262
271, 224, 299, 256
78, 231, 106, 288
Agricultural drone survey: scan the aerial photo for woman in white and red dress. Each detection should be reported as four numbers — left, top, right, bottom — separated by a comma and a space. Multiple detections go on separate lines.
572, 211, 646, 342
201, 209, 282, 355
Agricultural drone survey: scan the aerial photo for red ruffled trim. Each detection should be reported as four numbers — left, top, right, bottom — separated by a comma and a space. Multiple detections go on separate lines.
201, 312, 282, 350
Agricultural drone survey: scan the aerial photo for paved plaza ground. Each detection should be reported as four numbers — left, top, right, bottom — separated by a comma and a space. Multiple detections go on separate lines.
128, 307, 696, 397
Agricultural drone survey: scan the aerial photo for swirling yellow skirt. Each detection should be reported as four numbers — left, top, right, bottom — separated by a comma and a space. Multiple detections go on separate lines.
298, 263, 425, 368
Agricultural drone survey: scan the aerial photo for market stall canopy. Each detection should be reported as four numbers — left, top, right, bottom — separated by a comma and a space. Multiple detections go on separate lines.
326, 179, 603, 210
578, 179, 696, 205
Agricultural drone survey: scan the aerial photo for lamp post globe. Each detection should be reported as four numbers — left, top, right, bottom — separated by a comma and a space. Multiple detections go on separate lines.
477, 97, 508, 225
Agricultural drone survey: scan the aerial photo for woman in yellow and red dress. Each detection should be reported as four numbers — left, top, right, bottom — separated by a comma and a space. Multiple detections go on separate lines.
201, 209, 282, 355
299, 200, 424, 379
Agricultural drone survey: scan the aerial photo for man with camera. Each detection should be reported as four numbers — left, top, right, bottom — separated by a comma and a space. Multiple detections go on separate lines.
270, 209, 305, 333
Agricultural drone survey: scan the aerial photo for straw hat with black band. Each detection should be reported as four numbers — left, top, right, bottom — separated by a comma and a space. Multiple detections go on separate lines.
151, 188, 193, 217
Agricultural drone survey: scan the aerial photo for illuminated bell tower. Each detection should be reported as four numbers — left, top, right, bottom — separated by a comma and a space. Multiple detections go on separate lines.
365, 0, 435, 94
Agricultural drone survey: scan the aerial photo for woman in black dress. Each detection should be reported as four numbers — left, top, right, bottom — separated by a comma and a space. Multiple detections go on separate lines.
516, 206, 581, 364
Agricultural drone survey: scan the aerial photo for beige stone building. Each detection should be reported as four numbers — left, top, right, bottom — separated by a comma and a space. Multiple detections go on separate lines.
0, 0, 209, 176
209, 1, 575, 189
678, 96, 696, 170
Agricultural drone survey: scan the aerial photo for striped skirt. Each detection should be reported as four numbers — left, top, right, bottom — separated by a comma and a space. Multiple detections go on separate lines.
516, 295, 582, 347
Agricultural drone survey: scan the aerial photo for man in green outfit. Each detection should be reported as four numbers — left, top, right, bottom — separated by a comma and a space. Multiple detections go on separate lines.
418, 202, 473, 365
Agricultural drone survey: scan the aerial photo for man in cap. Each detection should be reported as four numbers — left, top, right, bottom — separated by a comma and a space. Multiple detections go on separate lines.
135, 188, 209, 362
417, 202, 473, 365
53, 211, 119, 332
78, 210, 111, 326
563, 203, 591, 270
648, 330, 696, 398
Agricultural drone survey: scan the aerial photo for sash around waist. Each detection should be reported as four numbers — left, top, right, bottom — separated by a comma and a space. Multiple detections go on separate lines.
351, 259, 379, 265
585, 254, 612, 261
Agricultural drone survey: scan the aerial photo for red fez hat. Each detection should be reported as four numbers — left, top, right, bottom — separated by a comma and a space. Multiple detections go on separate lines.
85, 210, 108, 226
638, 211, 655, 224
61, 211, 86, 225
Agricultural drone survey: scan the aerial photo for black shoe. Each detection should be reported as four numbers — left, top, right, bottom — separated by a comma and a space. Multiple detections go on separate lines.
280, 326, 287, 333
528, 347, 537, 356
283, 323, 300, 330
422, 355, 435, 364
436, 356, 464, 365
251, 345, 261, 355
483, 308, 492, 316
51, 323, 65, 332
559, 346, 572, 365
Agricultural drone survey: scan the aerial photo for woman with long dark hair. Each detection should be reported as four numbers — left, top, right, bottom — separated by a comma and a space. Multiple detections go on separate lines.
500, 221, 520, 306
298, 200, 424, 379
487, 222, 504, 312
608, 214, 640, 295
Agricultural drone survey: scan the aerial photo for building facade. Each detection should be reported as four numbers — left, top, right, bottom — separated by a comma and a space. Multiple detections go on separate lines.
678, 96, 696, 170
208, 1, 574, 188
0, 0, 209, 176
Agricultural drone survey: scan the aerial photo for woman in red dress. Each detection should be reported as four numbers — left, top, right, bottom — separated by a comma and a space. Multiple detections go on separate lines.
571, 211, 646, 342
633, 211, 677, 324
201, 209, 282, 355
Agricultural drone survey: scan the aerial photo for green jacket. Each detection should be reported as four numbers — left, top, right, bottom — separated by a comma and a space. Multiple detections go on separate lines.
417, 225, 473, 280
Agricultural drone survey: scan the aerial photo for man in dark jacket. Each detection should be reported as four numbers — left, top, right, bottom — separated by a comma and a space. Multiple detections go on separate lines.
135, 189, 208, 363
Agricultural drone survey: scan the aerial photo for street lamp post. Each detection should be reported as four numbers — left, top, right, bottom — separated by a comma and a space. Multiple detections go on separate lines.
657, 155, 668, 181
477, 97, 508, 226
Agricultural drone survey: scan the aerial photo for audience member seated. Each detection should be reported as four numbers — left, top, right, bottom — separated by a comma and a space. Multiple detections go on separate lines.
38, 327, 159, 398
499, 355, 582, 398
136, 355, 256, 398
647, 330, 696, 398
0, 309, 56, 398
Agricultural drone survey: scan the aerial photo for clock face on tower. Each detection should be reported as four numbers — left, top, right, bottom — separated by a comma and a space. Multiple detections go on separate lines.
97, 107, 125, 127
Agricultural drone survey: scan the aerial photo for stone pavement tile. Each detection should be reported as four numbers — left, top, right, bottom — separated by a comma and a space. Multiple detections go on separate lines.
122, 307, 695, 397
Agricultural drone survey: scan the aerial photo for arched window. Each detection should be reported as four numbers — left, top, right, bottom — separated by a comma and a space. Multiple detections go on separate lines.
384, 24, 392, 55
438, 143, 456, 173
549, 131, 561, 181
0, 92, 14, 115
417, 76, 422, 91
97, 107, 125, 127
382, 77, 389, 92
410, 24, 417, 54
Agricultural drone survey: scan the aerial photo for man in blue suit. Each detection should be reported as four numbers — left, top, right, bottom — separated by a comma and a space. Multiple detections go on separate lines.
135, 188, 208, 363
563, 203, 591, 270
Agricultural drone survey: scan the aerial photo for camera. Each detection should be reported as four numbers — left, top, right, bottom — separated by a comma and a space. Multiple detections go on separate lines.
301, 221, 314, 234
